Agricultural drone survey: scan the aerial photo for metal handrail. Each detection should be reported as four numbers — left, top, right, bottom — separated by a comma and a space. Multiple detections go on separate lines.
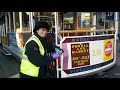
58, 29, 116, 34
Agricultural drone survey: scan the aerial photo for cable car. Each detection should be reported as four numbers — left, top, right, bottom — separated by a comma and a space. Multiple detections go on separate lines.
0, 12, 117, 78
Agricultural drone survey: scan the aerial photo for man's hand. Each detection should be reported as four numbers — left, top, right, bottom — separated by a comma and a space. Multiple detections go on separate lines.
52, 53, 60, 59
55, 48, 64, 55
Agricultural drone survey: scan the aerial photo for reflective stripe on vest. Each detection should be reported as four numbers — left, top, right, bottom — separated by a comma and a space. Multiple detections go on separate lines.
20, 35, 45, 77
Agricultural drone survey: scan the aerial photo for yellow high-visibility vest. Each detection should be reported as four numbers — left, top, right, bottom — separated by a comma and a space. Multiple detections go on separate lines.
20, 35, 45, 77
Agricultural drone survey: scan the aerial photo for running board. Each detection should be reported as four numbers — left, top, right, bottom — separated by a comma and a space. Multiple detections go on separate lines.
0, 47, 11, 55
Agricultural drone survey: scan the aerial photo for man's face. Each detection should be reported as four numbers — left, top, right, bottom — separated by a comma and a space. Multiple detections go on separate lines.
37, 28, 48, 37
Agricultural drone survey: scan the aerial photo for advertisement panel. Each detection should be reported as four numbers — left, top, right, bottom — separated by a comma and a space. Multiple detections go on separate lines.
2, 37, 8, 45
7, 32, 18, 49
7, 32, 32, 49
60, 35, 115, 78
0, 36, 2, 44
16, 32, 32, 49
0, 36, 2, 46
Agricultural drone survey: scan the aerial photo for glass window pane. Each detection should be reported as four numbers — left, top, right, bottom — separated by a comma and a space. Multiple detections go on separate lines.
22, 12, 29, 28
63, 12, 73, 30
10, 12, 14, 32
78, 12, 91, 28
15, 12, 20, 28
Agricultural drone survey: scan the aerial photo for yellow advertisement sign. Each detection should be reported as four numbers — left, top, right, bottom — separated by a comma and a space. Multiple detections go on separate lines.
2, 37, 8, 45
104, 39, 113, 62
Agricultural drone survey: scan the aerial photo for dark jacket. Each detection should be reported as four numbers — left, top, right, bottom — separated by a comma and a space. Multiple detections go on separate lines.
21, 32, 59, 78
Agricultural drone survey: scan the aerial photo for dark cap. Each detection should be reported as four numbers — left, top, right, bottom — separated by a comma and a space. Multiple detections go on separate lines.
33, 21, 50, 33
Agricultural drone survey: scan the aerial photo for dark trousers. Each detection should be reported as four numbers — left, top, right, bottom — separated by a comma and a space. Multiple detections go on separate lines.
20, 72, 36, 78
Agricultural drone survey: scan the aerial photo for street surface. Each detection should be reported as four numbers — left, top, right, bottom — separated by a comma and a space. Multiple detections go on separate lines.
0, 50, 20, 78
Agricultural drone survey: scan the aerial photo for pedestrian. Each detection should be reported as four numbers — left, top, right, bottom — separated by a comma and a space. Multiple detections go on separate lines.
20, 21, 63, 78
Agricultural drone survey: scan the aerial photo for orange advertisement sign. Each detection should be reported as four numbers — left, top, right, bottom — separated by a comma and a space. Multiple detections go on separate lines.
104, 39, 113, 62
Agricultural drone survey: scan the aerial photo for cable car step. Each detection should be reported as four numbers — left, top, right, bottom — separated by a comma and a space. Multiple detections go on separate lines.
0, 47, 11, 55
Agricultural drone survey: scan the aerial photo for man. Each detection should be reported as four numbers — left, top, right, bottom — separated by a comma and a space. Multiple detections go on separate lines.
20, 21, 63, 78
